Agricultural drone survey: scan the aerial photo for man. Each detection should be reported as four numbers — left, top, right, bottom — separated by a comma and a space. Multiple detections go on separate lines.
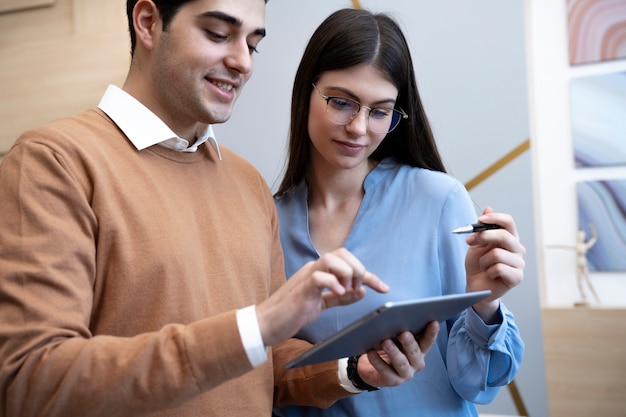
0, 1, 436, 416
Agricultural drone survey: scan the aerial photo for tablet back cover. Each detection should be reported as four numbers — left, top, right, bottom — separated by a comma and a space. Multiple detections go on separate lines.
285, 290, 491, 368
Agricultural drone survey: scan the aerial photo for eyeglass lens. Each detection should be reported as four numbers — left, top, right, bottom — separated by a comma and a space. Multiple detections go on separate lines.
325, 97, 403, 134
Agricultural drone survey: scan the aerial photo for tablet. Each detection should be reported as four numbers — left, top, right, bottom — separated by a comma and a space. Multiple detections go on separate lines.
285, 290, 491, 368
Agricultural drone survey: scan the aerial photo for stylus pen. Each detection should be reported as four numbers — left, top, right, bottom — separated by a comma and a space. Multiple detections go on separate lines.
452, 223, 502, 234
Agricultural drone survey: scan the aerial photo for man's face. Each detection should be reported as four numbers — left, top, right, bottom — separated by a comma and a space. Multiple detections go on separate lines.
150, 0, 266, 131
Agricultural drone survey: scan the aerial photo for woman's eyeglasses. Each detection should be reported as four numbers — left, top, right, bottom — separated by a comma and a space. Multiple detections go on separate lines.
312, 84, 408, 134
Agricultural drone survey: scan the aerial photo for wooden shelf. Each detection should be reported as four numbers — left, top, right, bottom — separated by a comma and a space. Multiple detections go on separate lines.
542, 307, 626, 417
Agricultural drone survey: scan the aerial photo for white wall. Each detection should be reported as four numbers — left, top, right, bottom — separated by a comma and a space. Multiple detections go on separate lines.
216, 1, 547, 416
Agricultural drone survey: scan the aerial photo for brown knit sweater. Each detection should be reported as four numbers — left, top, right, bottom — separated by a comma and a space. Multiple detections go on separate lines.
0, 109, 348, 417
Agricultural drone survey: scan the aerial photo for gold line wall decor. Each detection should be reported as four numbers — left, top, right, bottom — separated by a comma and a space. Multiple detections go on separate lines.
465, 139, 531, 191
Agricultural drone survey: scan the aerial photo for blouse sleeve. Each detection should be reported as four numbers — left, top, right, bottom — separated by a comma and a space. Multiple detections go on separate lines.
447, 303, 524, 403
437, 181, 525, 404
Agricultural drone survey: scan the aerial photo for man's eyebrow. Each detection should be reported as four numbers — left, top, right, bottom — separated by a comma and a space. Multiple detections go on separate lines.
198, 11, 267, 38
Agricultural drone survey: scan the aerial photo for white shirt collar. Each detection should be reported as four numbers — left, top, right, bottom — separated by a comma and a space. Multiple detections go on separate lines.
97, 84, 222, 159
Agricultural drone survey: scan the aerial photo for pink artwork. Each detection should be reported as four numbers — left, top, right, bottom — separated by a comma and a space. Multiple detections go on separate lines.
567, 0, 626, 65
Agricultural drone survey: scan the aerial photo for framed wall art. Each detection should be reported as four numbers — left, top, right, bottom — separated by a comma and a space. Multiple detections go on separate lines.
567, 0, 626, 65
577, 179, 626, 271
571, 72, 626, 167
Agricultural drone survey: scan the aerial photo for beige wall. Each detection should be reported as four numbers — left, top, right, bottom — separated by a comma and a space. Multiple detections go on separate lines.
0, 0, 129, 156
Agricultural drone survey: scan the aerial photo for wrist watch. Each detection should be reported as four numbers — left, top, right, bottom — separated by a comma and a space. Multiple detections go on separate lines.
347, 355, 379, 392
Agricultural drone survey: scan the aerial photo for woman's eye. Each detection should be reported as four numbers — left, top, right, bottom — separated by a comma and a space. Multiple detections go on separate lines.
329, 97, 353, 110
371, 108, 392, 119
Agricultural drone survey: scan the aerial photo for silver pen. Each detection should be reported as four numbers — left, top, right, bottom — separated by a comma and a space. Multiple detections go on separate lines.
452, 223, 501, 234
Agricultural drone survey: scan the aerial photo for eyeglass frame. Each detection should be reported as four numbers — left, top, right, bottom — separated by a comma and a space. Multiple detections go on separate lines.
312, 83, 408, 134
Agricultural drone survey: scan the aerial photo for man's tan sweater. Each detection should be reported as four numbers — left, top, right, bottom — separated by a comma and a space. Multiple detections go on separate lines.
0, 109, 347, 416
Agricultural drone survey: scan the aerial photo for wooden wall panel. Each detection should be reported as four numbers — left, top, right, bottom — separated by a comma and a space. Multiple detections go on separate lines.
542, 308, 626, 416
72, 0, 128, 35
0, 1, 72, 47
0, 0, 128, 156
0, 0, 54, 15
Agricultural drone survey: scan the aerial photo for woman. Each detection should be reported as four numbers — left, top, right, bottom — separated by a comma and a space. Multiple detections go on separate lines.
273, 8, 526, 417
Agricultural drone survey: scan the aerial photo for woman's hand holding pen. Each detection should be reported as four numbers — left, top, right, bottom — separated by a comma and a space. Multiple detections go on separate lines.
463, 207, 526, 324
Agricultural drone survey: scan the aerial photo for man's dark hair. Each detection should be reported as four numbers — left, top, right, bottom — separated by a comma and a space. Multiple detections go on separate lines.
126, 0, 269, 56
126, 0, 195, 56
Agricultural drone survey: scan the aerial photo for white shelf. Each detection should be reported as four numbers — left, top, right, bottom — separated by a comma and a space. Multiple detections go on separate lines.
573, 166, 626, 182
569, 58, 626, 79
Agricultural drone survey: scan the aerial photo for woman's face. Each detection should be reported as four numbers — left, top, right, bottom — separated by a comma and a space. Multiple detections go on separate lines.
308, 64, 399, 172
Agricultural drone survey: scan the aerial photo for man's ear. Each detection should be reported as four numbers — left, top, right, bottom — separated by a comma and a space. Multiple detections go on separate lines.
132, 0, 161, 51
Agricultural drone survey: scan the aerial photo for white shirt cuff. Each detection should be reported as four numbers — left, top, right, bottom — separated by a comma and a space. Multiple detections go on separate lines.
236, 305, 268, 368
337, 357, 363, 393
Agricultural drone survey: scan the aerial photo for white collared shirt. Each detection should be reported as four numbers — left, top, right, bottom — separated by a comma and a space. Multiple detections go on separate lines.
97, 85, 266, 367
98, 84, 222, 157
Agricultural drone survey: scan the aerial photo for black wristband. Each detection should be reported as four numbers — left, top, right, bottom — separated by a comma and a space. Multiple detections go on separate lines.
347, 355, 379, 392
